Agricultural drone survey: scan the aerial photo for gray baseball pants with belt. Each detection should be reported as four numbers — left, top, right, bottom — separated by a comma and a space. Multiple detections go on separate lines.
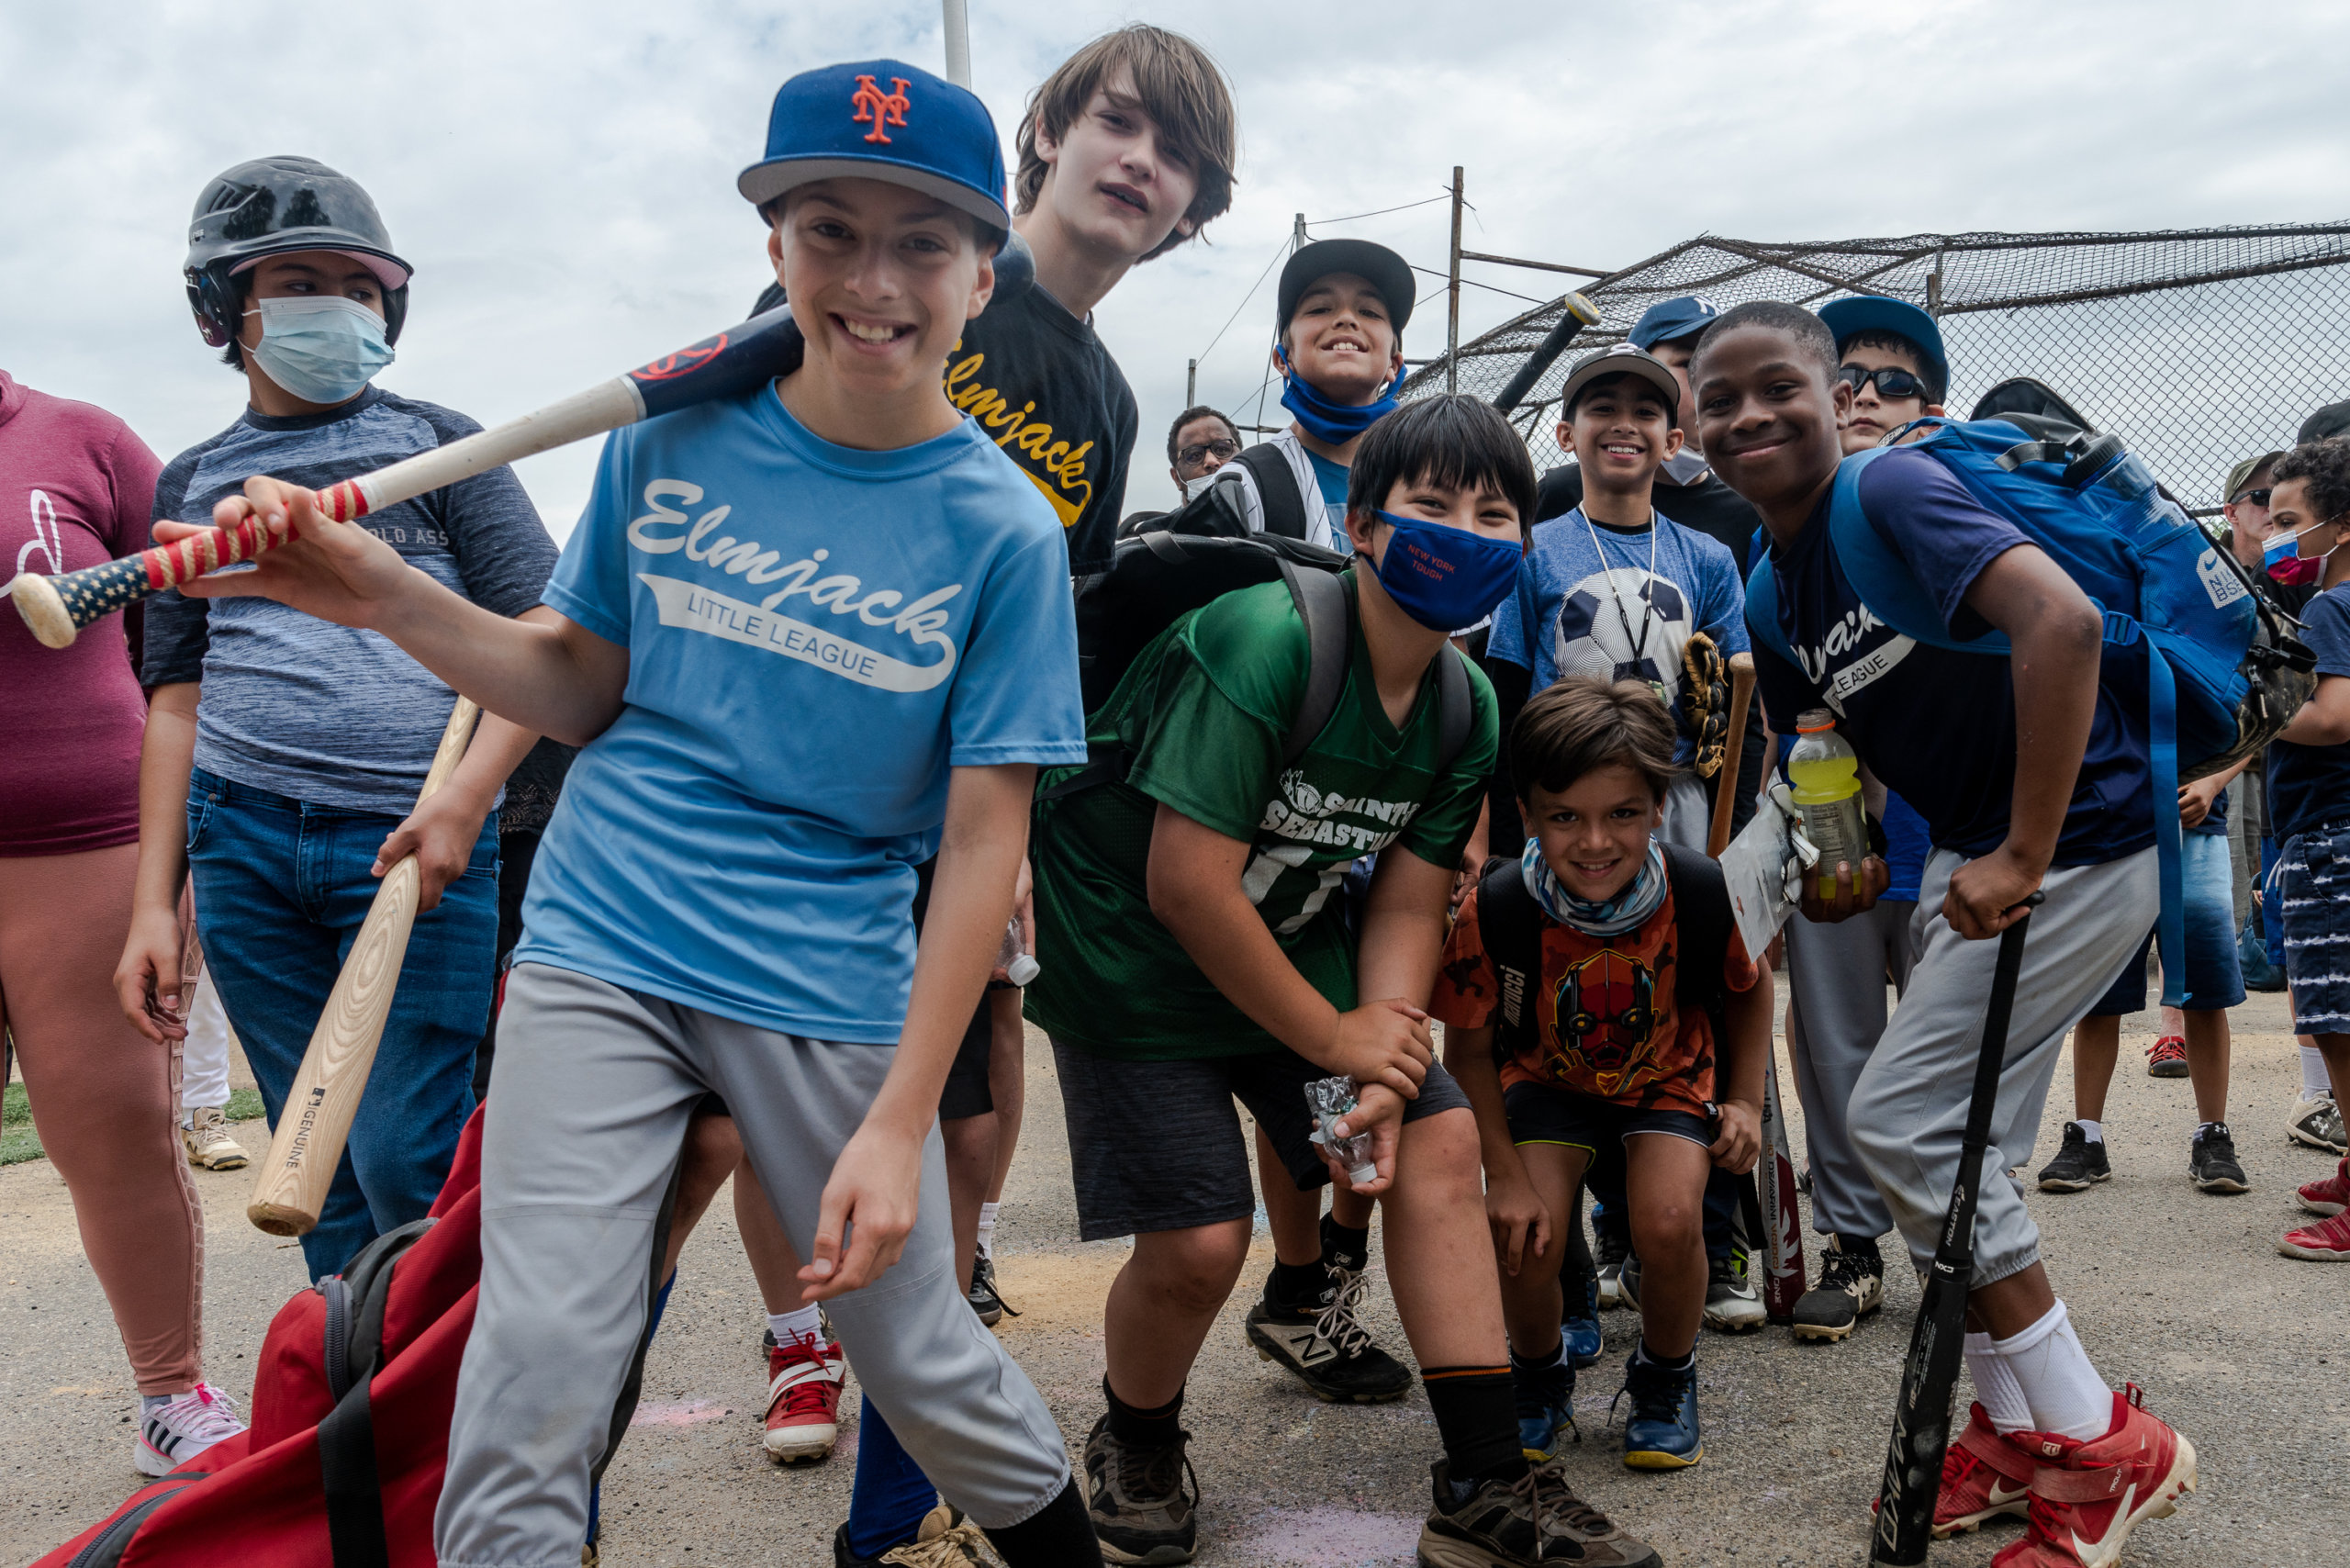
435, 963, 1070, 1568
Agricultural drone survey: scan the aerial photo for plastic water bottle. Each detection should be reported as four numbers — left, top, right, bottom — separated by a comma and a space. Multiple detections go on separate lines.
997, 918, 1039, 987
1786, 710, 1867, 901
1304, 1076, 1378, 1188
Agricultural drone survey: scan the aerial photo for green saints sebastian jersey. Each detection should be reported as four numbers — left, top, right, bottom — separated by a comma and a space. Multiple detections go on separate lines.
1026, 574, 1497, 1060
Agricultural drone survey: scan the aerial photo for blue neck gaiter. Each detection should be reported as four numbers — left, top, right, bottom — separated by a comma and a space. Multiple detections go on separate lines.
1277, 343, 1400, 445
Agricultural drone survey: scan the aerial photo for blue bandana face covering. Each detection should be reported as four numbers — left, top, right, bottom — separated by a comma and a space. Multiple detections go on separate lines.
1523, 836, 1668, 936
1370, 509, 1522, 632
245, 296, 395, 404
1277, 342, 1400, 445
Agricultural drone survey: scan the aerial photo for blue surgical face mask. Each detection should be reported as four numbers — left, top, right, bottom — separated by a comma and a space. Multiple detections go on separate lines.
245, 296, 394, 405
1276, 342, 1400, 444
1369, 508, 1523, 632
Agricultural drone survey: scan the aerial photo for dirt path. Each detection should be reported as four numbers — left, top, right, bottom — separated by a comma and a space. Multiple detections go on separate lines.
6, 992, 2344, 1565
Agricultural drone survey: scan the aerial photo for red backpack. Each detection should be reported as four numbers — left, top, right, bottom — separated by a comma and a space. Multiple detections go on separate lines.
40, 1111, 489, 1568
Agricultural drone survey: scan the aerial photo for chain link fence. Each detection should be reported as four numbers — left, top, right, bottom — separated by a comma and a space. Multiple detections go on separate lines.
1403, 223, 2350, 512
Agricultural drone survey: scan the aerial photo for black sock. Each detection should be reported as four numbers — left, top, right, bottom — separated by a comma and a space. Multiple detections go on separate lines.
1634, 1339, 1695, 1373
1269, 1257, 1327, 1310
1320, 1212, 1371, 1274
1102, 1376, 1184, 1450
985, 1476, 1104, 1567
1509, 1342, 1567, 1389
1423, 1364, 1527, 1489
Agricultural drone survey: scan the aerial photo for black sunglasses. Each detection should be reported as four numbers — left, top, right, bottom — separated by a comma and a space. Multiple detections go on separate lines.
1177, 439, 1240, 467
2236, 487, 2273, 508
1837, 364, 1930, 400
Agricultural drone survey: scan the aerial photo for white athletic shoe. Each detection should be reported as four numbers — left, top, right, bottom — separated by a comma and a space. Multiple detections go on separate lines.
2286, 1094, 2347, 1157
136, 1383, 246, 1475
182, 1106, 251, 1170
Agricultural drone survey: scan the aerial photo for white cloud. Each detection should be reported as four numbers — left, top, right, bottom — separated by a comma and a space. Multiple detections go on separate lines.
6, 0, 2344, 532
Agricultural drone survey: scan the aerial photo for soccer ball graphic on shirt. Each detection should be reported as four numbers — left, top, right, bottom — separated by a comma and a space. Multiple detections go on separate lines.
1552, 568, 1694, 701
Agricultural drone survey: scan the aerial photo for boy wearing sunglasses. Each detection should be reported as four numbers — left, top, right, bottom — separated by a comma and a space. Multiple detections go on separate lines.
1819, 296, 1948, 452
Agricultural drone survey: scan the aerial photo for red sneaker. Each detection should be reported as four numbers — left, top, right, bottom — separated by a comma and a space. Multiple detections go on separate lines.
2297, 1157, 2349, 1218
2143, 1036, 2188, 1078
2279, 1208, 2350, 1260
1991, 1386, 2193, 1568
1931, 1404, 2035, 1536
761, 1328, 845, 1464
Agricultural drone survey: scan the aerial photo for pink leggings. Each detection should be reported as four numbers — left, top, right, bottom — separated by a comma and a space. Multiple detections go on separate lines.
0, 846, 205, 1394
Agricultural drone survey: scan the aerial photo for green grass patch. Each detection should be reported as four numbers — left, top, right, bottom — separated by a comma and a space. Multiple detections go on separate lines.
0, 1081, 266, 1166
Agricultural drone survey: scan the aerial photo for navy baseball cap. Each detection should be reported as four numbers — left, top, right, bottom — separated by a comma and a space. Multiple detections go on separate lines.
1628, 297, 1720, 351
1818, 296, 1948, 390
738, 60, 1009, 236
1278, 239, 1417, 336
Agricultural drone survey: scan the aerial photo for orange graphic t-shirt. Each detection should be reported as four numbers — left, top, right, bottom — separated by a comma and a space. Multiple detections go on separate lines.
1431, 880, 1758, 1117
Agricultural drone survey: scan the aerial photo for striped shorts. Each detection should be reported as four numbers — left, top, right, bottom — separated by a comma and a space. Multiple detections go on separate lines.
2278, 820, 2350, 1035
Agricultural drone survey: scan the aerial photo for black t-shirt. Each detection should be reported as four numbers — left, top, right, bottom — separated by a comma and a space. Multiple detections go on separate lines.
1537, 462, 1765, 565
752, 279, 1136, 577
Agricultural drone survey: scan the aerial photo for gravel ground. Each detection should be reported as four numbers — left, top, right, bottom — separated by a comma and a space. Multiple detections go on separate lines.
5, 988, 2345, 1566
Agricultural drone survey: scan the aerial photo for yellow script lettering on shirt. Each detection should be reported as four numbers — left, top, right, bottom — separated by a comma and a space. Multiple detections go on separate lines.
943, 350, 1092, 530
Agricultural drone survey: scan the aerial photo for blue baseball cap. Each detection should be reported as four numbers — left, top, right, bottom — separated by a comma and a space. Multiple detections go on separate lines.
1628, 296, 1721, 351
738, 60, 1010, 236
1818, 296, 1948, 389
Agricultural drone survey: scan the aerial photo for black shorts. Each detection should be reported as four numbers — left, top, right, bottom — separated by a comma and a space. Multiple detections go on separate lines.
1502, 1081, 1712, 1153
939, 999, 996, 1121
1050, 1037, 1472, 1241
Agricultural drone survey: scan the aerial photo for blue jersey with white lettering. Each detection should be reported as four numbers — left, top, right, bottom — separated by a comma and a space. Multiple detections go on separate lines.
1751, 447, 2154, 867
516, 386, 1088, 1041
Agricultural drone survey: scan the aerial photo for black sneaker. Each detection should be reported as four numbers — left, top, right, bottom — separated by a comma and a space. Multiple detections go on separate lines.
967, 1253, 1019, 1327
2036, 1123, 2111, 1193
1416, 1458, 1662, 1567
1081, 1415, 1197, 1565
1702, 1250, 1765, 1334
1595, 1227, 1629, 1311
1243, 1267, 1413, 1402
1789, 1235, 1885, 1343
2189, 1123, 2250, 1193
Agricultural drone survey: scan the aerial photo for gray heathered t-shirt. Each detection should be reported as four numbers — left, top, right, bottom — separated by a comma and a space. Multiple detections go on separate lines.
141, 386, 555, 816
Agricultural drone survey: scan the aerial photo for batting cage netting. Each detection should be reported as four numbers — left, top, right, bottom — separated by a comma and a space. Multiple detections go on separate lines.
1402, 222, 2350, 513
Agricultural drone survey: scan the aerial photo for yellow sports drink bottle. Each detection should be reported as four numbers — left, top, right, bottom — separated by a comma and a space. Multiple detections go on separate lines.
1786, 710, 1867, 901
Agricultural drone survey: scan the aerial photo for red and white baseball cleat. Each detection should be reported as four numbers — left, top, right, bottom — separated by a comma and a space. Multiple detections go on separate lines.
1931, 1404, 2034, 1537
1990, 1386, 2193, 1568
2278, 1207, 2350, 1260
2295, 1156, 2349, 1218
761, 1327, 846, 1464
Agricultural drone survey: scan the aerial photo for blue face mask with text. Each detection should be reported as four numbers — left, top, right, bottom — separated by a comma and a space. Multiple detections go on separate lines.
1370, 509, 1522, 632
245, 296, 395, 405
1276, 342, 1400, 445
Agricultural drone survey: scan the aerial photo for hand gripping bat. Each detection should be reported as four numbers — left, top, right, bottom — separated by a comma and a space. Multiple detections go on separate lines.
9, 236, 1035, 649
247, 697, 482, 1237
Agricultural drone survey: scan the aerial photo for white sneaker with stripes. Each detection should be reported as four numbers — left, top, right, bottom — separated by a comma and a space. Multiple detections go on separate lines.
137, 1383, 246, 1475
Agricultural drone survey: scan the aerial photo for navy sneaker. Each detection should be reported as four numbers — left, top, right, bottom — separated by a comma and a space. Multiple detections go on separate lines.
1512, 1352, 1577, 1462
1561, 1260, 1603, 1370
1614, 1352, 1702, 1470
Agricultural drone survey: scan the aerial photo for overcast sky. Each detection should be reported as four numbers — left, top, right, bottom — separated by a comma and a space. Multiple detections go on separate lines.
7, 0, 2345, 536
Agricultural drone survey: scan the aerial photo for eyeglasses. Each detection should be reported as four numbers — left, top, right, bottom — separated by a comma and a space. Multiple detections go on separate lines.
1177, 439, 1240, 467
2234, 487, 2273, 508
1837, 364, 1930, 401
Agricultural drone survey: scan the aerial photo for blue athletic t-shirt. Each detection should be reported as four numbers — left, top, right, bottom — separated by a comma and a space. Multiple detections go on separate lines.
2267, 583, 2350, 843
1489, 510, 1748, 767
1307, 450, 1350, 511
1751, 447, 2154, 867
515, 389, 1089, 1042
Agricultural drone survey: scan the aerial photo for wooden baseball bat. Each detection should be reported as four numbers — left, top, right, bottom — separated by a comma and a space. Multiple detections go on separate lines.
8, 237, 1036, 650
247, 697, 482, 1237
1704, 652, 1757, 859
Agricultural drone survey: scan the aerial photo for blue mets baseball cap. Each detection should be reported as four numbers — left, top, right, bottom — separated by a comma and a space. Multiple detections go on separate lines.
1818, 296, 1948, 390
1628, 296, 1720, 351
738, 60, 1010, 237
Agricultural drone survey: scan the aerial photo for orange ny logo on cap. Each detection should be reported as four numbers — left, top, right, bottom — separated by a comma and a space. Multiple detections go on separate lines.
852, 74, 912, 143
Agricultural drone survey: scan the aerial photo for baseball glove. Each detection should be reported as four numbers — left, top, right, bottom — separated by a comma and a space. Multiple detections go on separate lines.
1681, 631, 1730, 779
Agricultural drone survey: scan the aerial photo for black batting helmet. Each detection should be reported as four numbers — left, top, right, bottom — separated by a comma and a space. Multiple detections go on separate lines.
184, 156, 413, 350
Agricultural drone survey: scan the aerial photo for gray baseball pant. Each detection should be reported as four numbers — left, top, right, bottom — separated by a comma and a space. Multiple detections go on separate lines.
436, 964, 1071, 1568
1849, 848, 2155, 1288
1784, 899, 1915, 1241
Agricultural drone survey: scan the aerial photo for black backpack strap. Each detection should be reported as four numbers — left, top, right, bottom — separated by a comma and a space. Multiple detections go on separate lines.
1279, 562, 1350, 767
1473, 860, 1543, 1063
1658, 843, 1733, 1033
1237, 443, 1312, 541
1433, 644, 1473, 775
315, 1215, 436, 1568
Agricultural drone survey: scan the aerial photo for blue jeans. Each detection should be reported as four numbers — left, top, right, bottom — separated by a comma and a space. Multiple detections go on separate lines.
2087, 829, 2244, 1014
186, 767, 498, 1279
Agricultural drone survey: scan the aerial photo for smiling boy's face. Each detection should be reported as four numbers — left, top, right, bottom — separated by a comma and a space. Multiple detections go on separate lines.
1563, 375, 1683, 497
1523, 764, 1662, 906
1032, 64, 1201, 265
770, 177, 993, 403
1694, 324, 1850, 526
1283, 273, 1402, 405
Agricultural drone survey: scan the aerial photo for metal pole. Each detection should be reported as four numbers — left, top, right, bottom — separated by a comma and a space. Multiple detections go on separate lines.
1292, 212, 1307, 252
941, 0, 971, 86
1186, 358, 1197, 407
1447, 166, 1464, 394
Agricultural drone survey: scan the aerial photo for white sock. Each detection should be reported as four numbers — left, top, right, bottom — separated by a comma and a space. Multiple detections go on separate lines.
2075, 1119, 2105, 1144
1991, 1300, 2111, 1441
767, 1305, 823, 1345
976, 1200, 1001, 1260
141, 1392, 173, 1415
2302, 1045, 2333, 1100
1964, 1330, 2031, 1434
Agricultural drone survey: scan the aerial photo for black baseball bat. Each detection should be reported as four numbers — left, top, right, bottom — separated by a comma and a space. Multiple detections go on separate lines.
1490, 291, 1603, 415
1868, 891, 2042, 1565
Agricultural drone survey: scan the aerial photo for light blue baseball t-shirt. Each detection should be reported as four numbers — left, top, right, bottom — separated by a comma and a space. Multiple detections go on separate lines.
514, 386, 1088, 1043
